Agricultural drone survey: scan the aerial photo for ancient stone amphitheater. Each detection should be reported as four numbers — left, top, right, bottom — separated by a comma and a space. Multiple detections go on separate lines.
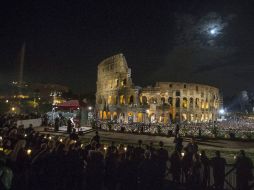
96, 53, 222, 124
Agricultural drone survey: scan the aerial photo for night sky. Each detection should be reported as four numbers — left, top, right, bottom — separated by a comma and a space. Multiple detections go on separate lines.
1, 0, 254, 96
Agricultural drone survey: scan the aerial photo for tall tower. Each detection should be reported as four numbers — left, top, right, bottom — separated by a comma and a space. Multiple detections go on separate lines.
19, 42, 26, 85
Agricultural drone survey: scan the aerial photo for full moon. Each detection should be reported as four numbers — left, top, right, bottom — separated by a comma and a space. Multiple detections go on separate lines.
210, 28, 216, 35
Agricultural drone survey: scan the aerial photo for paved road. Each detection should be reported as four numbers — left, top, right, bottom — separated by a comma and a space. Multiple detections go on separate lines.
36, 127, 254, 151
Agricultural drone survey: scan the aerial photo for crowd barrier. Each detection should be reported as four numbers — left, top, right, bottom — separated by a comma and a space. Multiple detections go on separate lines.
165, 164, 254, 190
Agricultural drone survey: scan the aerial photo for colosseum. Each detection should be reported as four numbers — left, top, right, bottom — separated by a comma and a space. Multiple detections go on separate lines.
96, 53, 222, 124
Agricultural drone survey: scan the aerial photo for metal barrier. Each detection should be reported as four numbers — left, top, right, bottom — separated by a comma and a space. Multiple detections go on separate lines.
165, 163, 254, 190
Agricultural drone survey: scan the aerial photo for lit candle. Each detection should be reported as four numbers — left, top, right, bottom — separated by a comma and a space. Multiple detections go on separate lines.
181, 152, 185, 157
124, 147, 127, 151
59, 138, 63, 142
27, 149, 32, 155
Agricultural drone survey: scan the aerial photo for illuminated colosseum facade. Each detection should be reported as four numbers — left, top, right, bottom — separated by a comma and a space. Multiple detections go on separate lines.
96, 53, 222, 124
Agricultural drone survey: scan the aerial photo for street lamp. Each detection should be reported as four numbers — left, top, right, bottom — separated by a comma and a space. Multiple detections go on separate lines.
219, 109, 225, 115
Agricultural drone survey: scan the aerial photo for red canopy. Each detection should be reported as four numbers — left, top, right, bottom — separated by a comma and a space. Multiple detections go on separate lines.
57, 100, 80, 109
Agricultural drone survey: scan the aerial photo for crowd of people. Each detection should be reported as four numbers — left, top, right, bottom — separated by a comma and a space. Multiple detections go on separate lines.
0, 120, 253, 190
0, 113, 41, 129
96, 117, 254, 140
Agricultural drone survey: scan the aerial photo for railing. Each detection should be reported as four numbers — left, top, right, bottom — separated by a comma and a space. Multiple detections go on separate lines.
165, 164, 254, 190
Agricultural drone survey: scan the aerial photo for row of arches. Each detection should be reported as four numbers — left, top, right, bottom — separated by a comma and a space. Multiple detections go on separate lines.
98, 95, 218, 110
98, 111, 214, 123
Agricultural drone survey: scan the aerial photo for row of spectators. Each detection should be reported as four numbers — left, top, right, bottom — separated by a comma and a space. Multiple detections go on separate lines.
0, 113, 41, 128
96, 118, 254, 139
0, 123, 253, 190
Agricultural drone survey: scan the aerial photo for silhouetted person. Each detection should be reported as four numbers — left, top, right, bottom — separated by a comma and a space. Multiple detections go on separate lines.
185, 137, 198, 156
133, 140, 145, 163
174, 135, 183, 153
156, 141, 168, 189
86, 149, 104, 190
91, 131, 100, 145
170, 150, 181, 183
139, 151, 158, 190
67, 118, 72, 134
200, 150, 210, 189
174, 124, 180, 137
105, 142, 118, 190
54, 117, 59, 132
211, 151, 226, 190
235, 150, 253, 190
190, 153, 202, 189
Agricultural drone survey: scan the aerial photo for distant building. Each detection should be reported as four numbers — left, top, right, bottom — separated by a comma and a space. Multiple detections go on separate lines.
96, 53, 222, 123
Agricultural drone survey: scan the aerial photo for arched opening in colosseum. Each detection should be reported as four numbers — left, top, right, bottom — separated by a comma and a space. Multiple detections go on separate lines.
102, 97, 106, 105
195, 98, 199, 108
205, 100, 209, 109
121, 79, 127, 87
190, 114, 194, 122
141, 96, 148, 105
168, 97, 173, 106
112, 96, 117, 105
161, 97, 166, 104
169, 113, 173, 122
175, 91, 181, 96
120, 95, 125, 105
190, 97, 194, 108
137, 112, 143, 122
129, 95, 134, 104
119, 113, 125, 123
175, 98, 180, 108
150, 113, 156, 123
99, 111, 103, 119
97, 96, 102, 104
149, 97, 157, 104
113, 112, 117, 120
103, 111, 107, 120
182, 97, 188, 108
201, 114, 205, 121
201, 100, 205, 109
107, 96, 112, 105
107, 112, 111, 120
182, 113, 187, 121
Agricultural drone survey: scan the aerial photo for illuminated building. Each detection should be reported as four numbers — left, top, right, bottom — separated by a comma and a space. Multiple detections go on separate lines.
96, 54, 222, 123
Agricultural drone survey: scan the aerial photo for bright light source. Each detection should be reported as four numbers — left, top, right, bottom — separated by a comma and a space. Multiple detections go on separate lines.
181, 152, 185, 157
5, 100, 9, 103
146, 109, 150, 114
11, 107, 15, 111
27, 149, 32, 155
219, 109, 225, 114
88, 106, 92, 110
210, 29, 216, 34
124, 147, 127, 151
